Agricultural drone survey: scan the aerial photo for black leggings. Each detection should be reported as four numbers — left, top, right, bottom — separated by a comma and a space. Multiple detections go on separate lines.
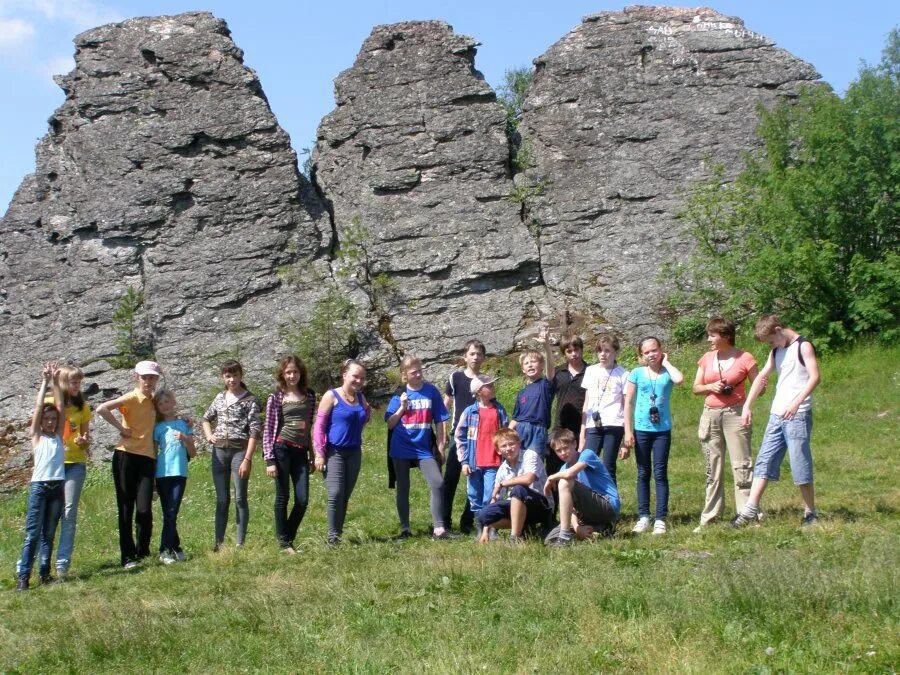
112, 450, 155, 565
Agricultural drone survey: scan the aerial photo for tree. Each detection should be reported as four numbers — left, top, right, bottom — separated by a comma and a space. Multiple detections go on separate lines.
280, 287, 360, 391
669, 29, 899, 347
497, 66, 532, 143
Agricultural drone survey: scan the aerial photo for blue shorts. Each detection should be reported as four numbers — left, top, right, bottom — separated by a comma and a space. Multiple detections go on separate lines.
514, 421, 547, 457
478, 485, 553, 529
754, 411, 814, 485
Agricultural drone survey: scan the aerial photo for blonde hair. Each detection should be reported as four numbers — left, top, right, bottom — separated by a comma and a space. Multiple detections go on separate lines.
493, 428, 521, 450
399, 354, 423, 376
518, 349, 544, 366
56, 365, 85, 408
153, 388, 176, 422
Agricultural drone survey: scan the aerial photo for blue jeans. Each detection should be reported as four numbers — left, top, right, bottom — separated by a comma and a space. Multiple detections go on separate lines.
211, 445, 249, 546
466, 467, 498, 516
272, 442, 309, 547
634, 430, 671, 520
514, 422, 547, 457
157, 476, 187, 553
754, 412, 814, 485
17, 480, 63, 579
42, 462, 86, 573
584, 426, 625, 485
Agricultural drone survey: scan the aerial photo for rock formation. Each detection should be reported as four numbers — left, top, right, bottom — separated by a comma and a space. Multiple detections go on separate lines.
0, 8, 822, 469
314, 21, 544, 366
0, 12, 330, 434
519, 6, 819, 335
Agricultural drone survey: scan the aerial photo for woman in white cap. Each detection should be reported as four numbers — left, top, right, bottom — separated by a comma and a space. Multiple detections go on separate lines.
96, 360, 161, 568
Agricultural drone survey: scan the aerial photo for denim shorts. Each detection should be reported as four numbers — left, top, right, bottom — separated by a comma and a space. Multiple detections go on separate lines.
754, 411, 814, 485
514, 421, 547, 457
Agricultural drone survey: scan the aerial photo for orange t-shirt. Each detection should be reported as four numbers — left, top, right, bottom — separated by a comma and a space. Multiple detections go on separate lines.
115, 389, 156, 458
697, 350, 757, 408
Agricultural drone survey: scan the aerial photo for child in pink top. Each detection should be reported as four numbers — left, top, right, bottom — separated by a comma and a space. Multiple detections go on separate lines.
691, 318, 758, 530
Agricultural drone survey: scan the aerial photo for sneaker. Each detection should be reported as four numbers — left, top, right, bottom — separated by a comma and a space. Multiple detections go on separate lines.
692, 524, 704, 534
123, 559, 139, 570
281, 546, 297, 555
55, 569, 68, 582
327, 535, 342, 546
487, 528, 499, 542
652, 520, 667, 535
546, 535, 574, 548
800, 511, 819, 528
15, 577, 29, 592
173, 550, 188, 562
728, 512, 755, 528
39, 573, 54, 585
508, 534, 525, 545
158, 551, 176, 565
543, 524, 562, 546
632, 517, 651, 534
395, 530, 412, 541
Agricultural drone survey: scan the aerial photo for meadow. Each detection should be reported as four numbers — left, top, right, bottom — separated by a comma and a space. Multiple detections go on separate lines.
0, 340, 897, 673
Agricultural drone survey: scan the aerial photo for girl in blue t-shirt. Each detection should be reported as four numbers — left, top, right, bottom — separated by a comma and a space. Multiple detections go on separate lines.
153, 389, 196, 564
385, 355, 451, 540
623, 337, 684, 535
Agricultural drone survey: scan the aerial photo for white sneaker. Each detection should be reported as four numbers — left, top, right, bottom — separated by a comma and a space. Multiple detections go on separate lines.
158, 551, 176, 565
652, 520, 667, 535
632, 517, 651, 534
692, 524, 704, 534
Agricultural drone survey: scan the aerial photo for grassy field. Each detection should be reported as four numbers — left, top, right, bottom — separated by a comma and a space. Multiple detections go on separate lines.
0, 340, 897, 673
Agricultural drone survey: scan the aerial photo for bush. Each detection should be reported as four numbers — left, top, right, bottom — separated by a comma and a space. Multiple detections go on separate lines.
280, 287, 360, 392
669, 30, 899, 348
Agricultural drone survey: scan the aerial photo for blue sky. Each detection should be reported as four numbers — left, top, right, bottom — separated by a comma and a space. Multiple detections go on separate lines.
0, 0, 896, 213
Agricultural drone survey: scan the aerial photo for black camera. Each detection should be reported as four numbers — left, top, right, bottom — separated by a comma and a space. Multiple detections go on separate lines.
591, 410, 604, 431
721, 383, 734, 396
649, 406, 660, 424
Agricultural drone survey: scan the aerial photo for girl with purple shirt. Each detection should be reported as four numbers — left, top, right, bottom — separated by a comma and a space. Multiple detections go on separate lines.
263, 355, 316, 553
313, 359, 371, 545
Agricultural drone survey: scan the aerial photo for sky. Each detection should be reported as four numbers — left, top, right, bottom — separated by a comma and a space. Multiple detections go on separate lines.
0, 0, 896, 213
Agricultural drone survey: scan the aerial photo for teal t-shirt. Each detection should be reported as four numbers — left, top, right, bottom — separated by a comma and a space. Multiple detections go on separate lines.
154, 419, 192, 478
628, 367, 673, 432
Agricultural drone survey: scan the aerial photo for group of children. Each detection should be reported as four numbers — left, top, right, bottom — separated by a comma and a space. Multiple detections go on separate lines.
14, 314, 820, 588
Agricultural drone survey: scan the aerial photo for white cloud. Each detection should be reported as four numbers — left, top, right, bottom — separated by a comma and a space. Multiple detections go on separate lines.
0, 16, 35, 50
0, 0, 122, 30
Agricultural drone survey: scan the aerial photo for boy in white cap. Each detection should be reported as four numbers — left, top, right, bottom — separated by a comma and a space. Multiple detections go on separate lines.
454, 375, 508, 536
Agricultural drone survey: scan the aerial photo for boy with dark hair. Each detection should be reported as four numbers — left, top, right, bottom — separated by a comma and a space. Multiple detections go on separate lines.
550, 333, 588, 478
442, 339, 485, 533
731, 315, 821, 528
544, 428, 619, 546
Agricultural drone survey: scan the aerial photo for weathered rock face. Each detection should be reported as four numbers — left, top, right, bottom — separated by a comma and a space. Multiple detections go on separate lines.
0, 12, 329, 442
314, 21, 545, 366
520, 6, 819, 336
0, 8, 824, 471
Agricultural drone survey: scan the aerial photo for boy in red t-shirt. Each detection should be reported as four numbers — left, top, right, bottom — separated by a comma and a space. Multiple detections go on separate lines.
455, 376, 509, 537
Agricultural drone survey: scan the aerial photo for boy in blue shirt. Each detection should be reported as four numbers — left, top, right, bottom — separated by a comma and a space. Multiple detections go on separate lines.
510, 327, 555, 457
544, 428, 620, 546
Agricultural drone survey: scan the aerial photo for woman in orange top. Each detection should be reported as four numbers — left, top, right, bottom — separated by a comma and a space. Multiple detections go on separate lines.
96, 360, 161, 568
691, 318, 759, 531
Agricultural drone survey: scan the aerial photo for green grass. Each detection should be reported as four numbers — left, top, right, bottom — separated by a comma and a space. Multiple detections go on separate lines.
0, 341, 897, 673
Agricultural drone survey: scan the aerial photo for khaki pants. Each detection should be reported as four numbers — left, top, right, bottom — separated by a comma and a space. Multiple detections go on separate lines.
698, 405, 752, 524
